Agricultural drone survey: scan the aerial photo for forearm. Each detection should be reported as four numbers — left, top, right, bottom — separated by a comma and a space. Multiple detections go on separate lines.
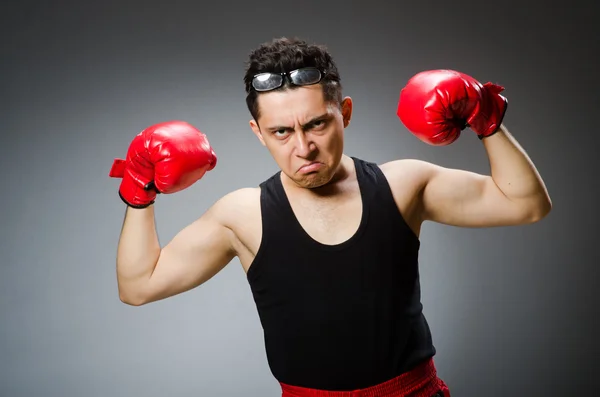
116, 205, 161, 304
483, 124, 552, 217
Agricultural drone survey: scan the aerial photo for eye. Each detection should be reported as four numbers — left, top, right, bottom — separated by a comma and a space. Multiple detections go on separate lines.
310, 119, 327, 130
273, 129, 290, 138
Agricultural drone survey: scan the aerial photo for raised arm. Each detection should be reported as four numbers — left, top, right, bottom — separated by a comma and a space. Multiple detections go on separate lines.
395, 69, 551, 228
108, 120, 222, 305
117, 194, 238, 306
419, 125, 551, 227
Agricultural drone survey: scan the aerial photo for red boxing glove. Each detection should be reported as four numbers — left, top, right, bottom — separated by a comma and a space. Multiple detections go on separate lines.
397, 69, 508, 145
109, 121, 217, 208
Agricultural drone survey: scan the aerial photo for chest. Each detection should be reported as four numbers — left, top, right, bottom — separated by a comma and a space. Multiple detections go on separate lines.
288, 192, 363, 246
233, 185, 365, 273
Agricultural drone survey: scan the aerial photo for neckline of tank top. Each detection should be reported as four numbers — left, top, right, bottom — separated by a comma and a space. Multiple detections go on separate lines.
273, 156, 371, 252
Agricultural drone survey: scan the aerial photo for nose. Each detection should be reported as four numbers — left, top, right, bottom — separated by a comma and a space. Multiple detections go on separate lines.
294, 131, 314, 158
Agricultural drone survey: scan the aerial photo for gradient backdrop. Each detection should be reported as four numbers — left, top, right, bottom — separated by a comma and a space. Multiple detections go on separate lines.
1, 1, 597, 396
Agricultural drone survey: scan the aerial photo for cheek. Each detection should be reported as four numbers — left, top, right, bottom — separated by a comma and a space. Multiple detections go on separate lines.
323, 126, 344, 149
267, 140, 294, 164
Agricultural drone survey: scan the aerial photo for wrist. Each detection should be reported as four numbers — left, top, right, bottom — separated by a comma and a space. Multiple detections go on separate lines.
118, 171, 157, 208
472, 84, 508, 139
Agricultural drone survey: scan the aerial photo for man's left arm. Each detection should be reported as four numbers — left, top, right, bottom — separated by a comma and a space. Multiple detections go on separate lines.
396, 69, 552, 228
420, 124, 552, 227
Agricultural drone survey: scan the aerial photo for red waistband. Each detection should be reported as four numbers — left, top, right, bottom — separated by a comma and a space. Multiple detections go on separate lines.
279, 358, 450, 397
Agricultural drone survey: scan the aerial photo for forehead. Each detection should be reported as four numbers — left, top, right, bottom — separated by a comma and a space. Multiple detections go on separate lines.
256, 85, 333, 124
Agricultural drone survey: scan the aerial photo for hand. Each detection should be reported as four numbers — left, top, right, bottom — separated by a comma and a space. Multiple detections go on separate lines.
109, 120, 217, 208
396, 69, 508, 145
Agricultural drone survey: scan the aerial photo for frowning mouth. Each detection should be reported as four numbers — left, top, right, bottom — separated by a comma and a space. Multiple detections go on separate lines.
297, 162, 322, 174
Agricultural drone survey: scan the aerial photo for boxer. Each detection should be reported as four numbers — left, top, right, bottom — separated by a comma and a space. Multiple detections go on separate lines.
110, 38, 551, 396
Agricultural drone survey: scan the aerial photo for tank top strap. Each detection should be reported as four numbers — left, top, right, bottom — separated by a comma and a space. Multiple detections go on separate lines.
352, 156, 396, 209
258, 172, 294, 235
352, 156, 420, 248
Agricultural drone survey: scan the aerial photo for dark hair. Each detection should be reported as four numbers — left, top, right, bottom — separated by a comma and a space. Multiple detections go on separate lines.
243, 37, 343, 121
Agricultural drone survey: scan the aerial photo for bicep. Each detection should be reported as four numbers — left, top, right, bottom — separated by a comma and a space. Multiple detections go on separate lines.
421, 165, 529, 227
143, 207, 237, 304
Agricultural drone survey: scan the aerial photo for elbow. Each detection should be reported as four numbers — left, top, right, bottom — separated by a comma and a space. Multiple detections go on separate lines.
525, 197, 552, 224
537, 194, 553, 219
542, 198, 553, 218
118, 285, 148, 307
119, 294, 146, 306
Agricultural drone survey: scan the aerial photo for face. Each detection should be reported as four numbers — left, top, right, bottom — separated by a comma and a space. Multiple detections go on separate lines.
249, 84, 352, 189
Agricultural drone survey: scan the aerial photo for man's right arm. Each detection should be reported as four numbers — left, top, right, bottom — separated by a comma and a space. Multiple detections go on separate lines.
116, 194, 237, 306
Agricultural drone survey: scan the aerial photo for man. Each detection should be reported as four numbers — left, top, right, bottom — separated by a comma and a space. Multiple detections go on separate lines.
110, 37, 551, 397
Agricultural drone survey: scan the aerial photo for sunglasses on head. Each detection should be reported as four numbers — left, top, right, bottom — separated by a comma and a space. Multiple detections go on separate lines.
251, 67, 326, 92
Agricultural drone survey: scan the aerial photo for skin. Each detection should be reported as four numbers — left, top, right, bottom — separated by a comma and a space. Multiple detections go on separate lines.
115, 83, 552, 306
249, 84, 352, 190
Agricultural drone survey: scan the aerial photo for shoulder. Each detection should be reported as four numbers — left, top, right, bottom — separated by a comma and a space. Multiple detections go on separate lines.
208, 187, 261, 228
375, 159, 441, 232
207, 187, 263, 262
378, 158, 437, 191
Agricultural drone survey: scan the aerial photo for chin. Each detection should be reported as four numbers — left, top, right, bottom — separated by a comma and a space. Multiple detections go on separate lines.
294, 169, 334, 189
299, 179, 328, 189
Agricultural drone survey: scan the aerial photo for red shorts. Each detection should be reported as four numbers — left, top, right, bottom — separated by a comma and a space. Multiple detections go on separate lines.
280, 358, 450, 397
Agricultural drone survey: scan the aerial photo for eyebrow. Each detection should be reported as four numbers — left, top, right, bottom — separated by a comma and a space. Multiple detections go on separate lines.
266, 113, 330, 132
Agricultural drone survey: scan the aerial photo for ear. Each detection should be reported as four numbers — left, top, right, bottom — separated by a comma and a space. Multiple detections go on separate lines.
341, 96, 353, 128
249, 119, 266, 146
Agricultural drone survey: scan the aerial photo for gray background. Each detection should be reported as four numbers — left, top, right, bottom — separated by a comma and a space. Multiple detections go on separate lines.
1, 1, 597, 396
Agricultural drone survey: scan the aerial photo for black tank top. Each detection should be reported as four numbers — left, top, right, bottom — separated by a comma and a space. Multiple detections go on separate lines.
246, 157, 436, 391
